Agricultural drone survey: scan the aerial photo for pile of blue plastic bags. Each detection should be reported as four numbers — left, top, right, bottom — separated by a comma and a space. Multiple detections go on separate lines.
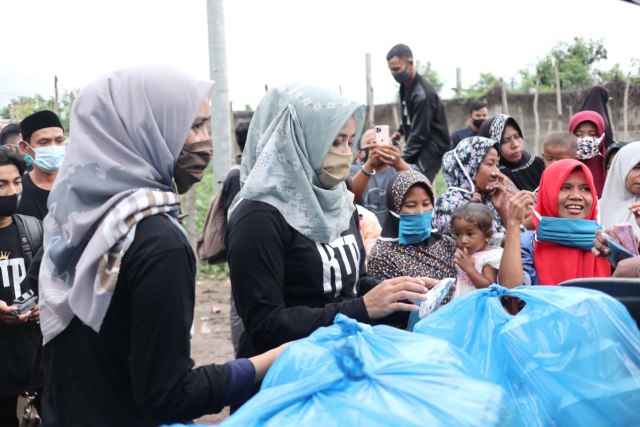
172, 284, 640, 427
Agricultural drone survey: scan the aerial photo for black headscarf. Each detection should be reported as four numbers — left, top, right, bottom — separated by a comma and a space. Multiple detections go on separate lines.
478, 114, 544, 191
380, 169, 434, 239
580, 85, 615, 150
604, 140, 631, 171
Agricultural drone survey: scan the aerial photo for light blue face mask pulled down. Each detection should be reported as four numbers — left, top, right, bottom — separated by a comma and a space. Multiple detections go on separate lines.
31, 145, 66, 173
534, 210, 602, 251
392, 210, 434, 245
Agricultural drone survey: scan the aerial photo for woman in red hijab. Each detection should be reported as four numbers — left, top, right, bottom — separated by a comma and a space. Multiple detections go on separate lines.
501, 159, 610, 286
568, 110, 606, 197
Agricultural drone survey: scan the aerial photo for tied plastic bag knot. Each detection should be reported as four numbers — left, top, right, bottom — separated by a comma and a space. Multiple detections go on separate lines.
487, 284, 508, 297
333, 337, 366, 380
334, 313, 365, 336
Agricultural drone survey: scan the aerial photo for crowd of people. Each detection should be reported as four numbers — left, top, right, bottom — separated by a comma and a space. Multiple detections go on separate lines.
0, 42, 638, 426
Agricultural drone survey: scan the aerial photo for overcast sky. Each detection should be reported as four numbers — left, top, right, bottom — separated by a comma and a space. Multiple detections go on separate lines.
1, 0, 639, 113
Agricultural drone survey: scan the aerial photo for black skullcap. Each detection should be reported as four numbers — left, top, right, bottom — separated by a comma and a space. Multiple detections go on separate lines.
20, 110, 63, 142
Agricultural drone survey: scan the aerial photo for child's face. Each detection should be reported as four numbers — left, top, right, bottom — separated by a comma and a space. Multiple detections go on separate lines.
574, 122, 598, 138
542, 144, 577, 168
625, 162, 640, 196
452, 218, 489, 254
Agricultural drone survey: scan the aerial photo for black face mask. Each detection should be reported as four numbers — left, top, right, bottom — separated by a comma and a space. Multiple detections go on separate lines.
0, 193, 20, 217
472, 118, 485, 130
173, 139, 213, 194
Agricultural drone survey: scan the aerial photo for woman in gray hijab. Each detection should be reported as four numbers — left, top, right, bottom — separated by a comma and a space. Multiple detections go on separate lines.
38, 66, 287, 426
227, 84, 432, 361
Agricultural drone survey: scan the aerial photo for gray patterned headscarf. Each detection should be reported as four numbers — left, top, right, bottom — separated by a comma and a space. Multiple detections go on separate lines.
39, 66, 214, 343
432, 136, 504, 236
238, 84, 365, 243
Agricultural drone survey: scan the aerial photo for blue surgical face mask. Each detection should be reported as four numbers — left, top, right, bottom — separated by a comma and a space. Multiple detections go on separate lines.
392, 210, 434, 245
534, 210, 602, 251
29, 145, 66, 173
23, 154, 33, 167
392, 67, 411, 85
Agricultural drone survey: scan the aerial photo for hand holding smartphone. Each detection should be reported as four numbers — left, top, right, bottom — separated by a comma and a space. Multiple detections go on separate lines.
602, 233, 636, 268
374, 125, 390, 145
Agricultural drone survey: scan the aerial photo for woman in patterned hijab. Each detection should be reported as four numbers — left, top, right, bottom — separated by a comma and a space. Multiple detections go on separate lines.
479, 114, 544, 192
433, 136, 508, 238
370, 169, 456, 277
368, 169, 456, 329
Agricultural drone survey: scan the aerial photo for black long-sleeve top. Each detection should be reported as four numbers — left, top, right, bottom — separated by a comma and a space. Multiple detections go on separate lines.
41, 215, 254, 426
399, 73, 450, 166
227, 200, 379, 358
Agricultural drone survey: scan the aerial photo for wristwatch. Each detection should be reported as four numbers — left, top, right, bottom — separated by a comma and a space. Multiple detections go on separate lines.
361, 165, 376, 176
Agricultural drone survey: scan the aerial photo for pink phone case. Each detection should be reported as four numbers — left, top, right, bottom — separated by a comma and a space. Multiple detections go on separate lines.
613, 224, 639, 256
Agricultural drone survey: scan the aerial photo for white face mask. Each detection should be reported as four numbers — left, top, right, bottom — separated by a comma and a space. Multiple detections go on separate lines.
576, 134, 604, 160
319, 151, 353, 189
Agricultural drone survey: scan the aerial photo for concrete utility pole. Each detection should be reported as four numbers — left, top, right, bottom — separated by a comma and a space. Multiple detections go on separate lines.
207, 0, 232, 193
365, 53, 374, 129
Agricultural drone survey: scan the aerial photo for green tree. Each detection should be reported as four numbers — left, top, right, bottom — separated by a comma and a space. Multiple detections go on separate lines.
511, 37, 608, 93
595, 63, 627, 84
1, 90, 78, 133
1, 94, 53, 120
455, 72, 501, 101
420, 62, 444, 93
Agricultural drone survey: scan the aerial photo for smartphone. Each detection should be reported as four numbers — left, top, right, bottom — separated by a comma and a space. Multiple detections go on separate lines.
419, 278, 455, 319
603, 233, 636, 268
374, 125, 390, 145
613, 224, 639, 256
11, 289, 38, 317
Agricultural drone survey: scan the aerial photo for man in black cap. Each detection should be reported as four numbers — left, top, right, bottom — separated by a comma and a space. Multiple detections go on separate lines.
17, 110, 66, 220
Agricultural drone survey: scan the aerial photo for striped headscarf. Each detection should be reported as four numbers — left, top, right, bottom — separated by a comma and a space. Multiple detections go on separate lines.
39, 66, 214, 343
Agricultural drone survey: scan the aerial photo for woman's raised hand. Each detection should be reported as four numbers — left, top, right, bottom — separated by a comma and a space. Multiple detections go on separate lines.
508, 191, 535, 226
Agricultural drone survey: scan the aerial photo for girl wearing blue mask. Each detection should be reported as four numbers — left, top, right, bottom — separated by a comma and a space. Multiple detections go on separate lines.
368, 170, 457, 327
501, 159, 610, 287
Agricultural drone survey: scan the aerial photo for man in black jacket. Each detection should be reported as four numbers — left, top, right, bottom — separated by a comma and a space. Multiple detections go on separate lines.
387, 44, 450, 182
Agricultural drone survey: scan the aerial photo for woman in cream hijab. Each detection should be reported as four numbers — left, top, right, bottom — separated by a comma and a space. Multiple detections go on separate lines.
228, 84, 433, 360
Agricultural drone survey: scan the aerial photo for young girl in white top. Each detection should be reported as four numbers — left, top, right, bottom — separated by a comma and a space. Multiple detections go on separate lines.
451, 202, 503, 297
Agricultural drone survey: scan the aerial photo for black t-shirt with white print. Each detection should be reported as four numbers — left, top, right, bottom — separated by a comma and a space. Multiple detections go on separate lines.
227, 199, 380, 358
0, 221, 40, 398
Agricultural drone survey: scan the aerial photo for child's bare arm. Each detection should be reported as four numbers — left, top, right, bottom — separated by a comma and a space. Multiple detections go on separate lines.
464, 264, 493, 289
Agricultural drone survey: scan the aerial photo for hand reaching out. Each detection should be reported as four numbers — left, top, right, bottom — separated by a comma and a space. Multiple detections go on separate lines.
0, 300, 31, 325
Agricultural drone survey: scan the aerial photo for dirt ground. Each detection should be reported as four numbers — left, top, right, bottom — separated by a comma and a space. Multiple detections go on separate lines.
191, 276, 236, 425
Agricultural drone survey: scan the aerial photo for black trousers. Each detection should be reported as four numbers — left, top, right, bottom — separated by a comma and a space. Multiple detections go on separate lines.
0, 395, 18, 427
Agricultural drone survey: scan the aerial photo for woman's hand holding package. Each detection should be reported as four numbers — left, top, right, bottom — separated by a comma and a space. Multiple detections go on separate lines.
363, 276, 431, 319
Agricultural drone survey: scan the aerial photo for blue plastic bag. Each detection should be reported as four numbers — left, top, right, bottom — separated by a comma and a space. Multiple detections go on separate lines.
221, 314, 519, 427
414, 285, 640, 427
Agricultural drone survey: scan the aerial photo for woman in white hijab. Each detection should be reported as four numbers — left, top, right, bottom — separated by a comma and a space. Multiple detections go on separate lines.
38, 66, 287, 426
600, 141, 640, 237
227, 84, 432, 363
